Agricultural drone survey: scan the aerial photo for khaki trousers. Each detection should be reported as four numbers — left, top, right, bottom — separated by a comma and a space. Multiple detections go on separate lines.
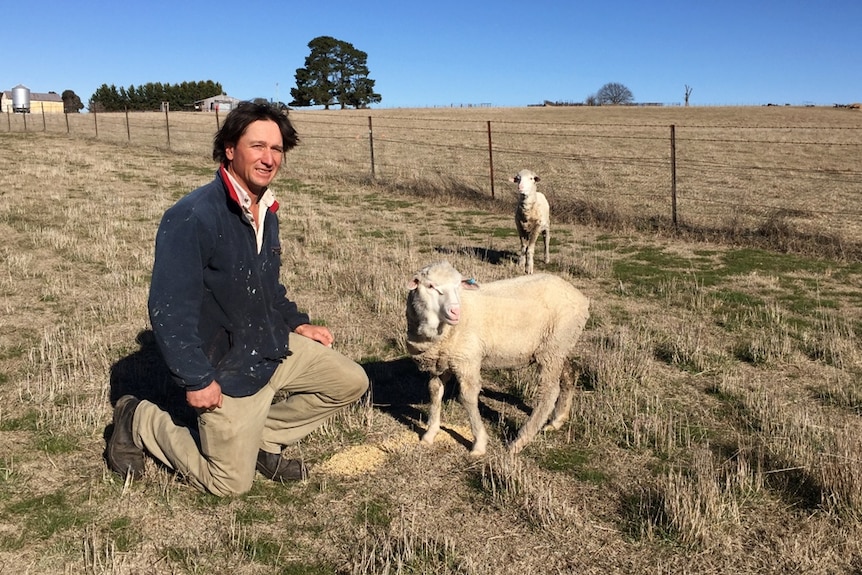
133, 333, 369, 496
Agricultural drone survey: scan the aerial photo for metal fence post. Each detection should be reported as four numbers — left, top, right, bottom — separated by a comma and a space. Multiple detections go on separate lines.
670, 124, 678, 228
368, 116, 376, 179
487, 120, 495, 198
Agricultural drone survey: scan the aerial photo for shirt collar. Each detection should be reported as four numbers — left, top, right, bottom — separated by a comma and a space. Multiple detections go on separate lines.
222, 166, 276, 212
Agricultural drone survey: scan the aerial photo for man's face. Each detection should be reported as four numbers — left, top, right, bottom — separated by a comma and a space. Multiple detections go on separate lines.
224, 119, 284, 195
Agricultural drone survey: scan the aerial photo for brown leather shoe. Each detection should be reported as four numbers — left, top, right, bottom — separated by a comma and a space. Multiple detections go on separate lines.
256, 450, 308, 482
106, 395, 145, 478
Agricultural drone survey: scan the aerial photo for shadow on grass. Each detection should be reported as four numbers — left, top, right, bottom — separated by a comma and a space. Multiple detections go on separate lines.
434, 245, 519, 266
106, 329, 198, 431
363, 356, 535, 450
362, 357, 432, 441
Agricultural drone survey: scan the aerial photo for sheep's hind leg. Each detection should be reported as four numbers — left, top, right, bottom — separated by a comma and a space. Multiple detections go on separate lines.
509, 364, 563, 454
544, 362, 575, 431
421, 374, 447, 445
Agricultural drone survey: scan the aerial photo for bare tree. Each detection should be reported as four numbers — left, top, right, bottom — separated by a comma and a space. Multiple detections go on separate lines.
596, 82, 634, 105
685, 85, 693, 106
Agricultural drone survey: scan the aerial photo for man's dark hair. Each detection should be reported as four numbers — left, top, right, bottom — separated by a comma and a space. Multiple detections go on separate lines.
212, 101, 298, 164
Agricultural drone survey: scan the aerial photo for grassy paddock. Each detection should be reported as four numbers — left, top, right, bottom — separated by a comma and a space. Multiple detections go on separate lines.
5, 105, 862, 258
1, 106, 862, 574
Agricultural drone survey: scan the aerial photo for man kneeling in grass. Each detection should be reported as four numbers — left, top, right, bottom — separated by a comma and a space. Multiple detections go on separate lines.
106, 101, 368, 496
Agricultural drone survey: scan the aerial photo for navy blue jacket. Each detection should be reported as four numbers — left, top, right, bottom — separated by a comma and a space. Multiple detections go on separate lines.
148, 167, 310, 397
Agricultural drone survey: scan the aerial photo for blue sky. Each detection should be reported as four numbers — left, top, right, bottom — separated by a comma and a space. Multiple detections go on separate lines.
3, 0, 860, 108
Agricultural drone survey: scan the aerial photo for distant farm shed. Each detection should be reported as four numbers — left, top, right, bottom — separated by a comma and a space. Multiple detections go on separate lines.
194, 94, 241, 112
1, 87, 64, 113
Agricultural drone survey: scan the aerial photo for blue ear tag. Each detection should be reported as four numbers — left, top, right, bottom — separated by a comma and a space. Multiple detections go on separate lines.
465, 278, 477, 285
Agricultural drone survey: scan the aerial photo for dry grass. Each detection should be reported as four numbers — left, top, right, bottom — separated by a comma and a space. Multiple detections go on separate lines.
1, 106, 862, 574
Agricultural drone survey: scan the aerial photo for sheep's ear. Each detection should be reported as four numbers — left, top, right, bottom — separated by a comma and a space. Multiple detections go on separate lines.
461, 278, 480, 290
407, 276, 421, 290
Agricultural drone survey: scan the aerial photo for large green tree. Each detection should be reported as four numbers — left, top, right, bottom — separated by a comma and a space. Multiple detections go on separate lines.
290, 36, 381, 109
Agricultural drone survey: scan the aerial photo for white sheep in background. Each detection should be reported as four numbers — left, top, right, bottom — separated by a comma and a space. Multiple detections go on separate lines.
510, 169, 550, 274
405, 261, 590, 456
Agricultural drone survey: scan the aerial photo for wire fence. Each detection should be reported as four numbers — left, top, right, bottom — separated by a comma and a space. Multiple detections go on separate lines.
5, 106, 862, 251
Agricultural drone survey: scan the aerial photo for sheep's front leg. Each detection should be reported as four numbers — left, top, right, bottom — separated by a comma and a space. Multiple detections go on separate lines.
525, 238, 536, 274
421, 374, 447, 445
458, 374, 488, 456
542, 229, 550, 264
518, 236, 528, 271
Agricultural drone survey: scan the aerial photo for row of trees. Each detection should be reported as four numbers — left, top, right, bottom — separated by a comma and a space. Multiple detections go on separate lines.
89, 80, 224, 112
74, 36, 382, 113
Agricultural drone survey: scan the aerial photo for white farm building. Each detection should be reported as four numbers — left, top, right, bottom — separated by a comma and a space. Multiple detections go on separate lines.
194, 94, 241, 112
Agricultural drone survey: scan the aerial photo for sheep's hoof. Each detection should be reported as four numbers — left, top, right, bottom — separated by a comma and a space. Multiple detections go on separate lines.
469, 447, 486, 457
420, 430, 438, 445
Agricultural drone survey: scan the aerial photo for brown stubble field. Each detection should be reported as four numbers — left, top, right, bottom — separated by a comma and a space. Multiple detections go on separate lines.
1, 106, 862, 574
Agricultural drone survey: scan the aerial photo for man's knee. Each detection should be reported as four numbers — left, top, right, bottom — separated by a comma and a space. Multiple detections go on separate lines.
345, 362, 369, 401
208, 473, 255, 497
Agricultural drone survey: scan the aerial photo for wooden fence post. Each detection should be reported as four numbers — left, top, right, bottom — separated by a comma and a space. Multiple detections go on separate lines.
41, 102, 46, 131
164, 104, 171, 149
368, 116, 376, 179
487, 120, 495, 198
93, 108, 98, 138
64, 111, 70, 134
670, 124, 678, 228
125, 108, 131, 141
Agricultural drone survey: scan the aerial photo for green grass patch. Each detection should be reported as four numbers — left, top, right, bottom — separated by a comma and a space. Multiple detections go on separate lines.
104, 516, 143, 552
354, 495, 393, 528
6, 491, 91, 540
0, 410, 40, 432
535, 446, 609, 484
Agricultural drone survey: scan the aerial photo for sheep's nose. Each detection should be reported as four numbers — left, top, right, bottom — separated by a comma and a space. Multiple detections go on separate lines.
446, 305, 461, 323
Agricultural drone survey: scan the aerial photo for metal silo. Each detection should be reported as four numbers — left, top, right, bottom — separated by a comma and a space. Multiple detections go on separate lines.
11, 84, 31, 113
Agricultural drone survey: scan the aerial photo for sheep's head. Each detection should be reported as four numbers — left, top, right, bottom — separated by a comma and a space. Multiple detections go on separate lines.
407, 261, 479, 338
509, 169, 540, 198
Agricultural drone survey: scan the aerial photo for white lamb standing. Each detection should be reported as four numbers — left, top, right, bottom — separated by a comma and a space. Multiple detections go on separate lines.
510, 169, 550, 274
405, 261, 590, 456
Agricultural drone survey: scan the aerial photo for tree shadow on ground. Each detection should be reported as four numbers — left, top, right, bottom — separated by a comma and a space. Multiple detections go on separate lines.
434, 245, 518, 266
